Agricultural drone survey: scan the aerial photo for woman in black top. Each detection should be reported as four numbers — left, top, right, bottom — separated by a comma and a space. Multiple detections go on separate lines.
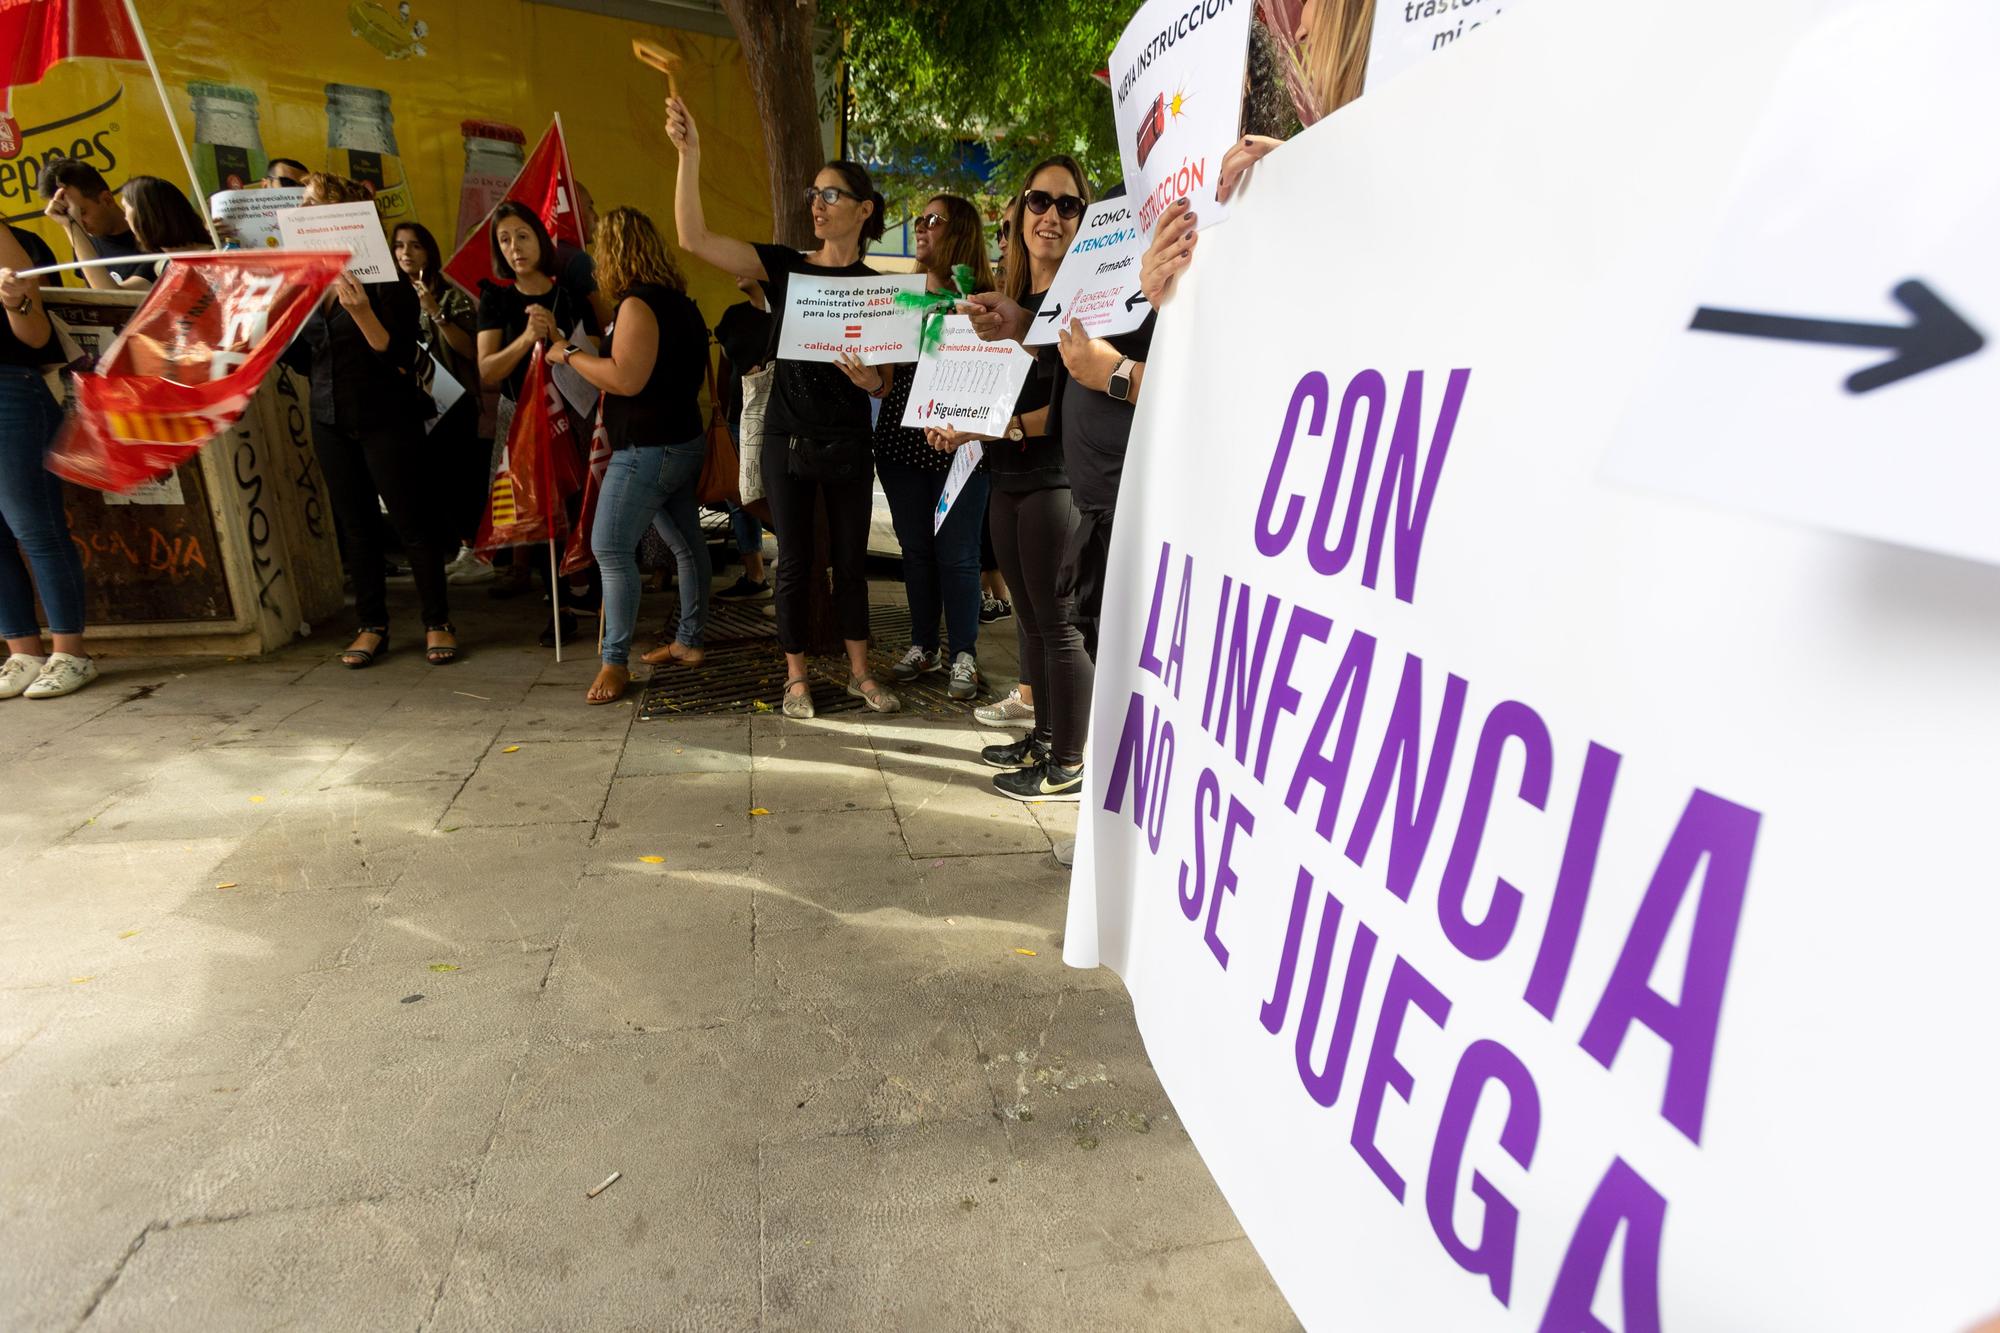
663, 93, 901, 718
928, 157, 1095, 802
0, 228, 97, 700
392, 221, 485, 568
859, 194, 994, 702
288, 172, 456, 667
547, 207, 710, 706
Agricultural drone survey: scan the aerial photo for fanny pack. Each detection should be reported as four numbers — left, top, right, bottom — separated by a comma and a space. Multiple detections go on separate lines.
787, 434, 871, 483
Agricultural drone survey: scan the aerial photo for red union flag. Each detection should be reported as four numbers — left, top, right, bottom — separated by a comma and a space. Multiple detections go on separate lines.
560, 400, 612, 575
48, 251, 348, 493
1, 0, 145, 88
443, 117, 584, 296
475, 346, 582, 554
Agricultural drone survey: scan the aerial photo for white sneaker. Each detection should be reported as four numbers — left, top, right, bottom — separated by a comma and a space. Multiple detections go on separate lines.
948, 651, 980, 701
0, 652, 47, 699
975, 687, 1035, 728
445, 545, 496, 584
23, 652, 98, 699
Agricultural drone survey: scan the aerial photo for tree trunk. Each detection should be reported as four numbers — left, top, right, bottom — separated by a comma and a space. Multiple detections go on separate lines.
720, 0, 855, 659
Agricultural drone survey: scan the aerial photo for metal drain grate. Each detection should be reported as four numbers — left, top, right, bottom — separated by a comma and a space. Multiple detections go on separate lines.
636, 603, 989, 719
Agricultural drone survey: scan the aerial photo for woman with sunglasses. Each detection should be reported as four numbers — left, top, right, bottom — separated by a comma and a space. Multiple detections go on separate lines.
849, 194, 994, 703
928, 160, 1094, 802
662, 94, 901, 718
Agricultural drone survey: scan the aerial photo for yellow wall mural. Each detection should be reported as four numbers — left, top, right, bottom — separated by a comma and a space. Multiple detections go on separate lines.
2, 0, 777, 325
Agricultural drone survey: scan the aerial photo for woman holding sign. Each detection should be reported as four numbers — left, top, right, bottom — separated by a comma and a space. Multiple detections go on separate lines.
662, 94, 901, 718
861, 194, 994, 703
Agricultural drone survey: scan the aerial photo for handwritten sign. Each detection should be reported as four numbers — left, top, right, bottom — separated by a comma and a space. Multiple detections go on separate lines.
209, 186, 305, 249
898, 315, 1034, 436
274, 200, 396, 283
775, 272, 928, 366
1024, 201, 1151, 347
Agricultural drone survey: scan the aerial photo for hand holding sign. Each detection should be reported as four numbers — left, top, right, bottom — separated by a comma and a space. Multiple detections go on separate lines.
1056, 317, 1125, 393
1140, 198, 1199, 310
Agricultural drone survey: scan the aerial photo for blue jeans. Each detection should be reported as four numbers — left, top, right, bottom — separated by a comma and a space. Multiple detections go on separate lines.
591, 437, 710, 666
878, 457, 986, 658
0, 368, 83, 639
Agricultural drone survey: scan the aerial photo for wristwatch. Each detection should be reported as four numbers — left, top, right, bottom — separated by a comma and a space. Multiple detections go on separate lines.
1006, 416, 1025, 442
1106, 357, 1135, 402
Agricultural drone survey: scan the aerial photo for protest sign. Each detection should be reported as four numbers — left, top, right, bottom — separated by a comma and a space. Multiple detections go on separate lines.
1110, 0, 1256, 233
1024, 201, 1151, 347
274, 200, 397, 283
1605, 0, 1994, 568
775, 272, 928, 366
209, 186, 305, 249
898, 315, 1034, 436
931, 441, 984, 535
1069, 0, 2000, 1329
1366, 0, 1523, 89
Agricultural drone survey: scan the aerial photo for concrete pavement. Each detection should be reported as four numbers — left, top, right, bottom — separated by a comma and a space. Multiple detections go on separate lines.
0, 581, 1298, 1331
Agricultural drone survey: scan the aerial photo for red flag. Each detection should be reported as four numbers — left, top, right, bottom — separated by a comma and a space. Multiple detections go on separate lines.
48, 251, 349, 493
474, 346, 582, 555
1, 0, 145, 88
443, 117, 585, 296
561, 399, 612, 575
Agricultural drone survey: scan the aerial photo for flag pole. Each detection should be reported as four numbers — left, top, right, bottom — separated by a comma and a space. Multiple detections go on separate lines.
548, 538, 563, 663
121, 0, 225, 249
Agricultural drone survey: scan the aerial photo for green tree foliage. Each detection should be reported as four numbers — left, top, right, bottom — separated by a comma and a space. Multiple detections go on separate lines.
823, 0, 1131, 205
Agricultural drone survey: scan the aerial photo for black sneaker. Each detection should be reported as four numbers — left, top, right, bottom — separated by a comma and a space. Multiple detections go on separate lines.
981, 734, 1047, 769
993, 759, 1083, 802
716, 575, 771, 601
979, 595, 1012, 623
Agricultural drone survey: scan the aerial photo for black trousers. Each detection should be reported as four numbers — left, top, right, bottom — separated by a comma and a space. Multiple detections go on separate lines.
1054, 504, 1113, 664
315, 419, 450, 628
990, 485, 1093, 767
760, 438, 874, 655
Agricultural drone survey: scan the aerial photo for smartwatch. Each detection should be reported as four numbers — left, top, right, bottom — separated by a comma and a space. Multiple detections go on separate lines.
561, 343, 582, 360
1107, 357, 1135, 402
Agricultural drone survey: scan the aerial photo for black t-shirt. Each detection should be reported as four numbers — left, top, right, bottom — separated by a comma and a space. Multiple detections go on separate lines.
753, 241, 873, 441
601, 283, 709, 451
1054, 311, 1155, 513
714, 299, 772, 426
985, 289, 1067, 494
477, 280, 588, 400
85, 227, 145, 284
10, 226, 61, 286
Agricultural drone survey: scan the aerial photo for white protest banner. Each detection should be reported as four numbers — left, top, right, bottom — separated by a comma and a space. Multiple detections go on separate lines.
776, 272, 928, 365
1024, 200, 1150, 347
931, 440, 984, 535
1069, 0, 2000, 1329
274, 201, 397, 283
1366, 0, 1523, 90
898, 315, 1034, 435
209, 186, 305, 249
1605, 0, 1994, 568
1110, 0, 1255, 234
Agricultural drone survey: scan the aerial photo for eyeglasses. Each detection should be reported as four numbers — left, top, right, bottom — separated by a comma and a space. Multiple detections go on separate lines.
912, 213, 948, 231
1022, 190, 1085, 220
802, 185, 862, 207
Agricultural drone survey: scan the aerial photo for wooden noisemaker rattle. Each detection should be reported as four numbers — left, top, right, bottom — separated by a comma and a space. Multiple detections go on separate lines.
632, 38, 682, 99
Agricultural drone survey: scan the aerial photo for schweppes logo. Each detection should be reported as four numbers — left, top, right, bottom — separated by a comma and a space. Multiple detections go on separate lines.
0, 86, 126, 223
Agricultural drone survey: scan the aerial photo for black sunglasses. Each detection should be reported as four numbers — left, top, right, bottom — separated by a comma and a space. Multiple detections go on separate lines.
1022, 189, 1085, 220
913, 212, 948, 231
802, 185, 862, 207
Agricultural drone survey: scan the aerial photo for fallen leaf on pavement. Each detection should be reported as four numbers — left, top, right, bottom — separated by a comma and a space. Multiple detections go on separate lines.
638, 855, 665, 864
118, 930, 140, 939
429, 963, 460, 973
215, 882, 238, 890
1014, 948, 1038, 957
749, 808, 770, 816
502, 745, 521, 753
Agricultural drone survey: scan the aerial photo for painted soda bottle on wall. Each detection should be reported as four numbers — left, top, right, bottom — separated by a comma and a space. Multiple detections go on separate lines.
455, 119, 526, 244
188, 82, 269, 203
324, 82, 410, 222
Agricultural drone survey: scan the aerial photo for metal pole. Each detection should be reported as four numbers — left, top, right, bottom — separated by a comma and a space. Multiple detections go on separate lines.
120, 0, 226, 248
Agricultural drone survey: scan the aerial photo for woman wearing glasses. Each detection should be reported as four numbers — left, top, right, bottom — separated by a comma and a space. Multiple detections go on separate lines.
662, 94, 901, 718
927, 159, 1095, 802
852, 195, 994, 704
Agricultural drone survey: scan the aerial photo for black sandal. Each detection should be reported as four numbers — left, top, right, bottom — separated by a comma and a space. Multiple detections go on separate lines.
425, 621, 460, 666
341, 626, 389, 669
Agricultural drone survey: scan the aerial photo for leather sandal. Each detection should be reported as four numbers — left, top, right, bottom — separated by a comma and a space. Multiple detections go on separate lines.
781, 676, 816, 719
425, 621, 460, 666
847, 675, 901, 714
340, 627, 389, 669
641, 641, 706, 667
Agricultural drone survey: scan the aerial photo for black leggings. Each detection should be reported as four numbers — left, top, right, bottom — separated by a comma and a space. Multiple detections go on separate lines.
761, 440, 874, 654
315, 419, 450, 628
989, 485, 1092, 767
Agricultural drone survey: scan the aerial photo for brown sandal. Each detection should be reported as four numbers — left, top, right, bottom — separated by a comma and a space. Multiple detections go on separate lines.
846, 675, 901, 714
641, 641, 706, 667
780, 676, 815, 719
586, 664, 630, 706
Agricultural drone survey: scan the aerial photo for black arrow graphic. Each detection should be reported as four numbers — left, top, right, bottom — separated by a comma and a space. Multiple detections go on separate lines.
1125, 288, 1149, 313
1688, 279, 1983, 394
1038, 302, 1063, 323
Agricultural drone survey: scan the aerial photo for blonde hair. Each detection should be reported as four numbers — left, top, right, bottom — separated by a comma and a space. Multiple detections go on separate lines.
1301, 0, 1376, 114
591, 206, 685, 303
303, 171, 373, 206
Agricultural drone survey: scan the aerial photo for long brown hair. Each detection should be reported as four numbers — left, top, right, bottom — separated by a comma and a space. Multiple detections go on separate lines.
119, 176, 209, 251
1002, 156, 1089, 306
591, 206, 686, 303
918, 194, 993, 296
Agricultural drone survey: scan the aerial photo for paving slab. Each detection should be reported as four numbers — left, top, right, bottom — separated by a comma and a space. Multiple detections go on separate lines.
586, 771, 756, 875
750, 728, 892, 814
616, 716, 753, 777
351, 823, 592, 966
207, 778, 461, 892
443, 738, 621, 827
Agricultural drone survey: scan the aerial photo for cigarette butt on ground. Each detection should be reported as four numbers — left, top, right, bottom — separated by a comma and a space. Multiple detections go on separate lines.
586, 1171, 622, 1199
632, 38, 681, 98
